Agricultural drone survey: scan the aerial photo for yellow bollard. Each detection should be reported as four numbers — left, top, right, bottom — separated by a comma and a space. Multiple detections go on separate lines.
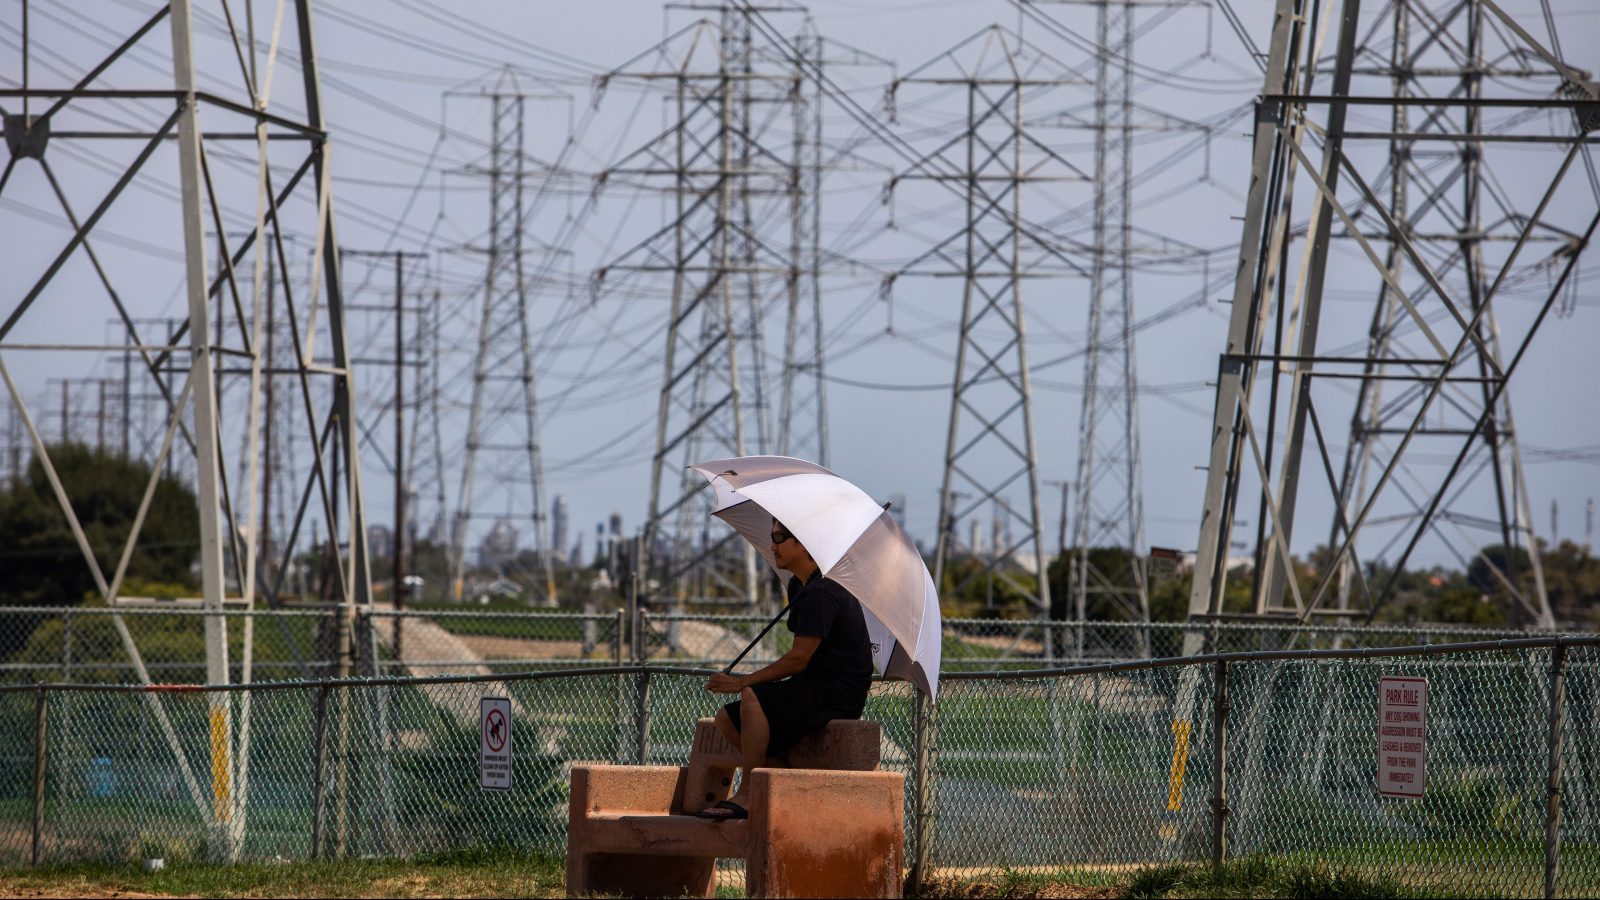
1166, 719, 1192, 812
209, 705, 231, 824
1158, 719, 1193, 842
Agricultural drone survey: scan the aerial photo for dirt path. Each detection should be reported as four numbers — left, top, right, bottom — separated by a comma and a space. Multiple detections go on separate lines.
366, 609, 558, 739
453, 634, 587, 662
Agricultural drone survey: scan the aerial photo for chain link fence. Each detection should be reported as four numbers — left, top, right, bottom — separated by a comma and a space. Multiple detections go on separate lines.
2, 605, 1539, 684
0, 606, 345, 685
637, 611, 1534, 670
0, 607, 633, 685
2, 636, 1597, 897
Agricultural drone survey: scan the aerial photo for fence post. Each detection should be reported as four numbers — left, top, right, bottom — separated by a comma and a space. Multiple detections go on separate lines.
582, 601, 598, 657
31, 687, 47, 867
61, 611, 73, 682
635, 668, 652, 764
626, 536, 642, 664
613, 609, 625, 666
1211, 659, 1230, 869
1544, 641, 1568, 900
908, 689, 938, 893
310, 682, 330, 861
630, 605, 643, 662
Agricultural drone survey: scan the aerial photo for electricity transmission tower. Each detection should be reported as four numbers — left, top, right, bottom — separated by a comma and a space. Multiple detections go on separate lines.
774, 21, 893, 471
2, 0, 371, 857
888, 26, 1090, 615
1067, 0, 1151, 625
596, 5, 812, 607
448, 77, 557, 606
1188, 0, 1596, 629
1016, 0, 1240, 632
777, 20, 829, 468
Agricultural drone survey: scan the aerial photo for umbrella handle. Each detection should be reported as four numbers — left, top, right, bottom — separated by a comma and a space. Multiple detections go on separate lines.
723, 605, 789, 674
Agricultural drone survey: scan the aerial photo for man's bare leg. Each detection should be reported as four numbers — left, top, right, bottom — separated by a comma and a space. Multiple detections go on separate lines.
705, 688, 769, 815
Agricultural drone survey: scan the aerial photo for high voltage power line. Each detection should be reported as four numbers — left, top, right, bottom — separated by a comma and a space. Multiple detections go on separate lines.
6, 0, 1596, 641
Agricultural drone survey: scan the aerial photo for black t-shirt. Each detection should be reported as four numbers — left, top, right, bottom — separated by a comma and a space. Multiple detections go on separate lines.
785, 573, 873, 694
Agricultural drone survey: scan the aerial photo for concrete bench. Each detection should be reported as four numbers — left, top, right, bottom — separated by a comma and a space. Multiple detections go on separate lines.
566, 717, 903, 898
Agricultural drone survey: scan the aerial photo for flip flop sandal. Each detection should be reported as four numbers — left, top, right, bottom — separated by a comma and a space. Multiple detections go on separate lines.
696, 800, 749, 820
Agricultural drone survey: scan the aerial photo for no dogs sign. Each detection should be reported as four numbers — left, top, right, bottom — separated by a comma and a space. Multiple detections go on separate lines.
1377, 676, 1427, 798
480, 697, 513, 790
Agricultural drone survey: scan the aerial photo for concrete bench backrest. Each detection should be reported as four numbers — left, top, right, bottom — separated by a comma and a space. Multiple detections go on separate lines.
681, 717, 881, 814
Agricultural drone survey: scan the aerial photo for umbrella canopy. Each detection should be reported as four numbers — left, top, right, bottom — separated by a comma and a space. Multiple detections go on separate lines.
689, 455, 941, 699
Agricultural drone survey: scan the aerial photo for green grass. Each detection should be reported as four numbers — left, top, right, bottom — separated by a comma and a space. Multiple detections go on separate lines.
911, 857, 1482, 899
0, 848, 566, 898
0, 853, 1534, 899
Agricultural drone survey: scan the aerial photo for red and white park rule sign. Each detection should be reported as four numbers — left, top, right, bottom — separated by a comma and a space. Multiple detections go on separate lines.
1377, 676, 1428, 798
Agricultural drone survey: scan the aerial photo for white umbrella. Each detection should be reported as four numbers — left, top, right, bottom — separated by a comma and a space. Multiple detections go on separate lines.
689, 455, 942, 699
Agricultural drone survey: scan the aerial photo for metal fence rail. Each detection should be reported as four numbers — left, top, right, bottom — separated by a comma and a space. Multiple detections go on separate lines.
628, 610, 1538, 670
2, 636, 1598, 897
2, 606, 1543, 686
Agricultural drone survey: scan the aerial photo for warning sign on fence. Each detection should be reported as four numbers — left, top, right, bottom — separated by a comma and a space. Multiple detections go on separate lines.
480, 697, 512, 791
1377, 676, 1427, 798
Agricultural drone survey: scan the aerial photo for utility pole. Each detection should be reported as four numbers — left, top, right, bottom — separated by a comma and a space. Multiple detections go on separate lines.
1587, 498, 1594, 555
96, 379, 106, 451
342, 248, 428, 662
122, 323, 132, 458
393, 253, 406, 648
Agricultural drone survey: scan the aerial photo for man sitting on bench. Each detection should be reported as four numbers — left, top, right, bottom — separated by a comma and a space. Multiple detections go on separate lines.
701, 520, 874, 820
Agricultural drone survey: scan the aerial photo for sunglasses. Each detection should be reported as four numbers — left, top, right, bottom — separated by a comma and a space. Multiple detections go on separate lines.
770, 529, 795, 546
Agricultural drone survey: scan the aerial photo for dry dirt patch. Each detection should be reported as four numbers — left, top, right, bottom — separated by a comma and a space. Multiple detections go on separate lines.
0, 884, 193, 899
453, 633, 586, 661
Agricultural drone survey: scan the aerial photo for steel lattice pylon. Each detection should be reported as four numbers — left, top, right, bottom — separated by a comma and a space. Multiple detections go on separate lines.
1069, 0, 1147, 625
776, 21, 829, 469
596, 5, 811, 607
889, 27, 1091, 616
1188, 0, 1597, 629
1, 0, 372, 858
449, 79, 557, 607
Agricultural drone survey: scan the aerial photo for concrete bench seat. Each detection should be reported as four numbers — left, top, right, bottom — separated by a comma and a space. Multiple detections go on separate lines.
579, 811, 748, 859
567, 717, 904, 898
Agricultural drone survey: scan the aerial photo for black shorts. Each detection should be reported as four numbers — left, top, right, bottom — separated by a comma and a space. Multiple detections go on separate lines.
722, 677, 866, 755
